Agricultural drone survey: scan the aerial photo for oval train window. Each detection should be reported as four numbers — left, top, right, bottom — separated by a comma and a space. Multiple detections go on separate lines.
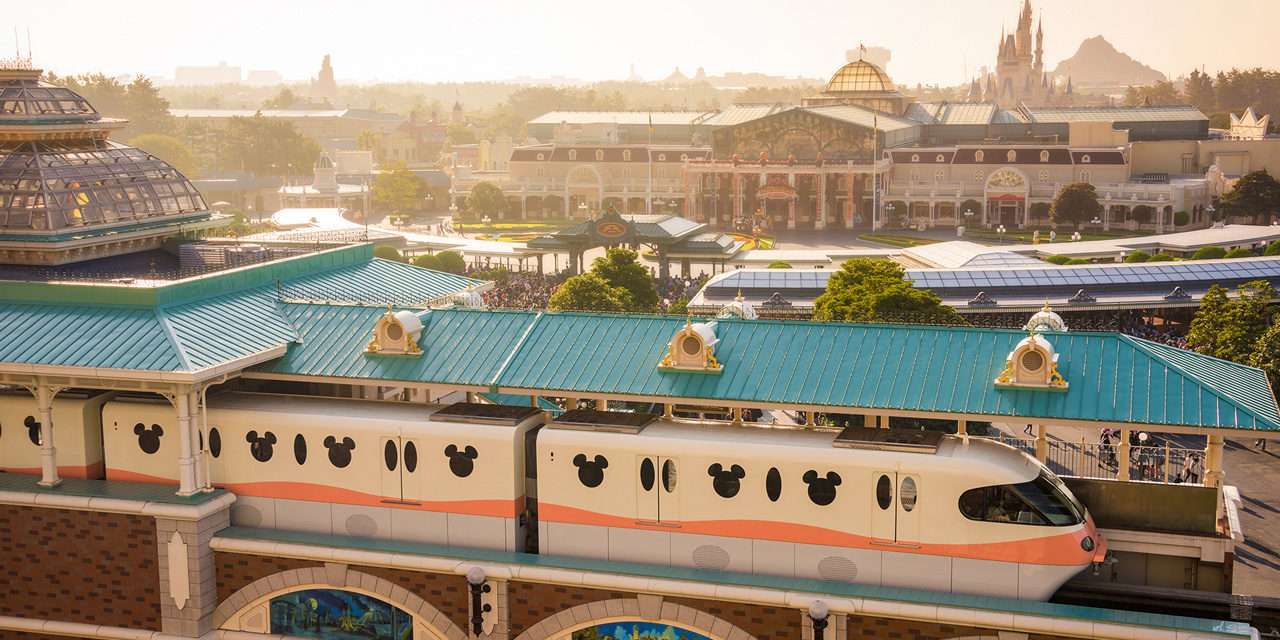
293, 434, 307, 465
640, 458, 655, 491
765, 467, 782, 502
384, 440, 398, 471
404, 441, 418, 473
900, 477, 918, 512
662, 459, 677, 492
876, 475, 892, 510
209, 428, 222, 458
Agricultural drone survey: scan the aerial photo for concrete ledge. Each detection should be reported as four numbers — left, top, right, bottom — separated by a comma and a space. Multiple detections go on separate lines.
0, 485, 235, 522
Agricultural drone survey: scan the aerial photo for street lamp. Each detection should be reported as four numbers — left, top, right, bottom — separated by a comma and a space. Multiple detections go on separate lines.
808, 600, 830, 640
1090, 216, 1102, 227
996, 224, 1007, 244
466, 567, 491, 637
885, 202, 896, 228
577, 200, 589, 219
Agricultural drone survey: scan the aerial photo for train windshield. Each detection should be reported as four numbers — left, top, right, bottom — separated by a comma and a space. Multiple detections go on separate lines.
959, 471, 1084, 526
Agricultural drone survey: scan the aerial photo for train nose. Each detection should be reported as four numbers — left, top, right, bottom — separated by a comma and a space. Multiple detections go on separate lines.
1083, 514, 1108, 563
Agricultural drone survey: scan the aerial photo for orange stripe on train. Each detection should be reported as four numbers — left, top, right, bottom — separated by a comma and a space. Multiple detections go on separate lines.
538, 502, 1094, 566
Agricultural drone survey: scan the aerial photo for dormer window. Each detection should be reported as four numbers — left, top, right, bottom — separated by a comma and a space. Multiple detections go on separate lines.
659, 318, 722, 374
1040, 150, 1050, 163
974, 150, 985, 162
1007, 150, 1017, 162
995, 334, 1067, 390
366, 309, 424, 356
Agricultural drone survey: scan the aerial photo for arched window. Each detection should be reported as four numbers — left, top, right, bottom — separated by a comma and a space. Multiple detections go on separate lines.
974, 150, 985, 162
268, 589, 415, 639
1007, 149, 1017, 162
623, 150, 631, 161
658, 153, 667, 161
935, 169, 946, 182
568, 150, 577, 161
1038, 169, 1049, 183
936, 154, 946, 163
974, 169, 984, 182
1040, 150, 1050, 163
1081, 154, 1091, 164
595, 150, 604, 161
1080, 170, 1091, 183
910, 153, 920, 163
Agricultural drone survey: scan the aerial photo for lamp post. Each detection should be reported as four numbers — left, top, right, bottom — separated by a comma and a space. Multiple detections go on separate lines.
996, 224, 1007, 244
885, 202, 896, 228
577, 200, 589, 219
466, 566, 491, 637
808, 600, 830, 640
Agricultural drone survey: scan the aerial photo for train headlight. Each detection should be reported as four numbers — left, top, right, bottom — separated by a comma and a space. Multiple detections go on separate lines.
1081, 536, 1095, 552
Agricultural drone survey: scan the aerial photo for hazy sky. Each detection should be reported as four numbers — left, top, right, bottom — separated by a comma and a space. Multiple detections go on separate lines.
11, 0, 1279, 87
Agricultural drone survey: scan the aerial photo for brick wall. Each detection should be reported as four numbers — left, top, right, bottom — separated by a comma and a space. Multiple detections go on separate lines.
844, 616, 1071, 640
666, 596, 801, 640
0, 505, 160, 630
214, 552, 469, 632
508, 581, 633, 638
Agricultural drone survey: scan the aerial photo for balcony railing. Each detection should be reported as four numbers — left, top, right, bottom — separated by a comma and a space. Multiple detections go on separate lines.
972, 434, 1204, 485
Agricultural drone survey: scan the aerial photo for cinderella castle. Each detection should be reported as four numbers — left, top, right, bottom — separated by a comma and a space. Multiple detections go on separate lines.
969, 0, 1071, 107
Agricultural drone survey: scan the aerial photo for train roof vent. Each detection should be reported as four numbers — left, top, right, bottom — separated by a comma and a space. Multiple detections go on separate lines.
551, 409, 658, 434
433, 402, 542, 426
832, 427, 943, 453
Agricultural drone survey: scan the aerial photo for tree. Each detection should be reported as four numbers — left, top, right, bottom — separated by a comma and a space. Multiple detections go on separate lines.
129, 133, 199, 178
1131, 205, 1155, 225
1183, 69, 1217, 112
446, 122, 476, 145
1124, 251, 1151, 263
220, 115, 320, 177
1225, 248, 1255, 258
1220, 170, 1280, 223
548, 273, 631, 312
667, 298, 689, 316
122, 76, 174, 137
262, 88, 299, 110
1190, 246, 1227, 260
1174, 211, 1190, 226
466, 182, 506, 221
373, 162, 426, 214
1123, 81, 1180, 107
1051, 183, 1103, 227
767, 261, 793, 269
1265, 241, 1280, 256
373, 245, 406, 262
1249, 320, 1280, 392
1188, 281, 1276, 363
812, 258, 962, 324
434, 251, 466, 275
590, 247, 659, 312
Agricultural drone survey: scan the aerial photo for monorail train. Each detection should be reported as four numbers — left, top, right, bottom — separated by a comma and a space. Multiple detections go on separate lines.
0, 390, 114, 479
11, 390, 1104, 600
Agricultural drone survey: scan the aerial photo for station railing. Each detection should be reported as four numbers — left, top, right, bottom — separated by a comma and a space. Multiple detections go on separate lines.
970, 434, 1205, 485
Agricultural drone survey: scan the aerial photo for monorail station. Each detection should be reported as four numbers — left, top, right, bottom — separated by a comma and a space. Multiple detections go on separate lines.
3, 65, 1279, 640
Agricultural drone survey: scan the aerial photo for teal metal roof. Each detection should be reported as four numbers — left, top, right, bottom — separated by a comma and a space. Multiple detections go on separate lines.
254, 308, 1280, 433
257, 307, 536, 387
0, 245, 481, 375
215, 526, 1253, 638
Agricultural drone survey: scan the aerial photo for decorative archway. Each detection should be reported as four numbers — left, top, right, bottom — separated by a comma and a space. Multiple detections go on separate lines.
212, 567, 466, 640
512, 597, 757, 640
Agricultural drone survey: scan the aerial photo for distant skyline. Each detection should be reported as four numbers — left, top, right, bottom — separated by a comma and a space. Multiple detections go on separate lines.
10, 0, 1278, 87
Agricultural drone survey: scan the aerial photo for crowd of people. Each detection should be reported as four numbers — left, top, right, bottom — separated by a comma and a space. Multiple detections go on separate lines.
479, 271, 564, 309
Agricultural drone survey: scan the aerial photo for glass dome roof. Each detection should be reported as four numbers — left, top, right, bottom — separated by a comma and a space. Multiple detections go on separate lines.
824, 60, 895, 94
0, 73, 98, 122
0, 139, 206, 232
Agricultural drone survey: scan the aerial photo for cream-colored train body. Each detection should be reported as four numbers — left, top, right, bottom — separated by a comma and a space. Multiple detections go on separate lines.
0, 390, 114, 479
537, 420, 1103, 600
103, 393, 542, 551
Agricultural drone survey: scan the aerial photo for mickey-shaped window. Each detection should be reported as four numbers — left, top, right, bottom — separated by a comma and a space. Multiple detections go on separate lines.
573, 453, 609, 488
708, 463, 745, 498
324, 436, 356, 468
245, 430, 277, 462
134, 423, 164, 455
803, 469, 842, 506
24, 415, 41, 446
444, 444, 478, 478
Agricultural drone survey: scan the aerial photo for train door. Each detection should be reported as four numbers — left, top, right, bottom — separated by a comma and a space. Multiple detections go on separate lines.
871, 471, 896, 543
380, 436, 403, 502
637, 455, 680, 524
637, 455, 659, 523
871, 471, 921, 544
400, 437, 421, 504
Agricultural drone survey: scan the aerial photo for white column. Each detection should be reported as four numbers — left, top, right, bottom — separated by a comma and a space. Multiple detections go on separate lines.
1035, 425, 1048, 463
1206, 434, 1226, 515
35, 385, 59, 488
190, 389, 208, 491
1118, 427, 1132, 481
175, 391, 197, 496
815, 172, 826, 230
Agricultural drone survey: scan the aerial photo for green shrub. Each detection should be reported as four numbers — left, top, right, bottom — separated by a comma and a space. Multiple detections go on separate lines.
1045, 255, 1072, 265
1190, 246, 1228, 260
1066, 258, 1092, 265
373, 245, 406, 262
1264, 241, 1280, 256
1174, 211, 1190, 226
1124, 251, 1151, 263
767, 261, 793, 269
1146, 253, 1175, 262
1224, 248, 1255, 259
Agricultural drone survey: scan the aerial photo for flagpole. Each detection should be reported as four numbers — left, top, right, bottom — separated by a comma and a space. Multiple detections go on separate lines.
647, 112, 654, 214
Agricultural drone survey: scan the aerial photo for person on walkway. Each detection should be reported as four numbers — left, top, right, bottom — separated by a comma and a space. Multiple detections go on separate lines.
1024, 423, 1034, 435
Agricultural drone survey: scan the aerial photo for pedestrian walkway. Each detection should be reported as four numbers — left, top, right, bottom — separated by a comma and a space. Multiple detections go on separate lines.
1224, 439, 1280, 598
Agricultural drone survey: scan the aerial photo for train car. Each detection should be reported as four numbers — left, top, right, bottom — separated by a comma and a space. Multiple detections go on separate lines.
535, 410, 1104, 600
102, 392, 543, 551
0, 389, 114, 479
